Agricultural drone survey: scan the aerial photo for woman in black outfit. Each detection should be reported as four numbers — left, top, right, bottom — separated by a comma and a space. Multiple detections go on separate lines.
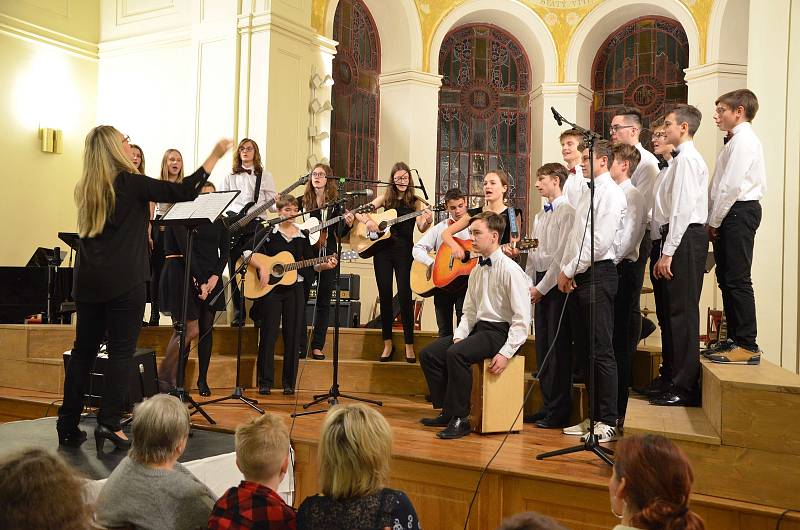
158, 182, 230, 396
57, 125, 231, 450
355, 162, 432, 363
252, 195, 336, 395
300, 163, 354, 360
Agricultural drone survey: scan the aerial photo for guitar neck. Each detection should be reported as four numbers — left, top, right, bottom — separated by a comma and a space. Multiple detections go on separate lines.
385, 208, 428, 228
284, 255, 333, 271
232, 175, 308, 230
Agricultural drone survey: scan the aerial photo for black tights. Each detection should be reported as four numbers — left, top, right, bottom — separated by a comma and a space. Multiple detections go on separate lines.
197, 305, 216, 384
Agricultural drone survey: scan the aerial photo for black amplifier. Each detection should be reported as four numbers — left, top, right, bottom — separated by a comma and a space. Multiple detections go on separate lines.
308, 273, 360, 301
305, 300, 361, 328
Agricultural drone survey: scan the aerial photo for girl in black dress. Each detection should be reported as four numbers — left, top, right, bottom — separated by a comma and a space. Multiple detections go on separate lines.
300, 163, 355, 360
355, 162, 433, 363
57, 125, 230, 451
158, 182, 230, 396
252, 195, 337, 394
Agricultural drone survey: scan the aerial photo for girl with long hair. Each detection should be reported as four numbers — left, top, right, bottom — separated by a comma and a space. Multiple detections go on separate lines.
300, 163, 354, 360
58, 125, 231, 451
609, 434, 705, 530
354, 162, 433, 362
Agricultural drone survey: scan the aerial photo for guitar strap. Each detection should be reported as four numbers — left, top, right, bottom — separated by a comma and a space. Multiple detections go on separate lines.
252, 171, 262, 204
507, 206, 519, 239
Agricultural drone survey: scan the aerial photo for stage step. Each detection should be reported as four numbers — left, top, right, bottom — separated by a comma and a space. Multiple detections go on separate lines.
624, 396, 721, 445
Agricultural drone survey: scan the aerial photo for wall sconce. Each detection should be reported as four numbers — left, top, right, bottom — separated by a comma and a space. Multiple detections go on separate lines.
39, 127, 63, 154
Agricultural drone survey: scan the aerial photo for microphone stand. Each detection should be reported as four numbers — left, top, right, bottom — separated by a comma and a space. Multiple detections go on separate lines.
293, 179, 383, 416
537, 108, 613, 466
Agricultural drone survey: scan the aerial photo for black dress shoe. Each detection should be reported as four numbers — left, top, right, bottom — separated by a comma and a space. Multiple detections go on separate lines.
94, 424, 131, 452
437, 417, 472, 439
230, 318, 245, 327
197, 381, 211, 397
534, 417, 569, 429
283, 387, 295, 395
258, 385, 271, 395
420, 412, 451, 427
634, 376, 669, 397
650, 392, 699, 407
311, 351, 325, 360
523, 410, 547, 424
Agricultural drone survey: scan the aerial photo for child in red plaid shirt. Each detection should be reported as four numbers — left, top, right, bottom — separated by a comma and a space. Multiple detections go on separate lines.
209, 413, 295, 529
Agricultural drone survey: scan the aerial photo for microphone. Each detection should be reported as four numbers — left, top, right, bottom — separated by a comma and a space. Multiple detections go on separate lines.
551, 107, 563, 126
412, 169, 429, 201
344, 189, 374, 198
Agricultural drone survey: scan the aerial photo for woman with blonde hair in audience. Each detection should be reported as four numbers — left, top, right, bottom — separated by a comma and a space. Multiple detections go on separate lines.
95, 394, 217, 530
297, 403, 421, 529
609, 434, 704, 530
0, 447, 93, 530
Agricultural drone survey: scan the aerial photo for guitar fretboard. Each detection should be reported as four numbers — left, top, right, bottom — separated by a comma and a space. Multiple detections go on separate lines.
284, 255, 335, 271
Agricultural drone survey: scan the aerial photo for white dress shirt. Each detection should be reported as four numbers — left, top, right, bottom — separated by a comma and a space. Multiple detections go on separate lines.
651, 164, 671, 241
660, 141, 709, 257
218, 169, 277, 216
454, 247, 531, 359
562, 164, 587, 208
412, 218, 471, 266
561, 172, 627, 277
613, 179, 648, 263
526, 195, 575, 295
631, 142, 660, 217
708, 121, 767, 228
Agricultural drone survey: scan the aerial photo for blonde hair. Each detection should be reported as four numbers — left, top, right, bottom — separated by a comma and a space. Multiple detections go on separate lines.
130, 394, 190, 465
130, 143, 145, 174
235, 413, 290, 481
160, 149, 184, 183
318, 404, 392, 500
75, 125, 137, 238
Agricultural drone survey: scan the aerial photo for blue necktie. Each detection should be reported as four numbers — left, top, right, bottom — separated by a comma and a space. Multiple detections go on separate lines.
544, 203, 553, 212
478, 257, 492, 267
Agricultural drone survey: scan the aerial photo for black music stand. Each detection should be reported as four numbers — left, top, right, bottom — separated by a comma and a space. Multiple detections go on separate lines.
157, 190, 240, 425
294, 179, 382, 417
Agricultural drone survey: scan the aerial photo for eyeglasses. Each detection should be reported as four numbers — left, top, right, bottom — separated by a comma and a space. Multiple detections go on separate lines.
609, 125, 636, 135
122, 135, 131, 143
239, 146, 254, 152
652, 132, 667, 139
714, 107, 730, 115
311, 171, 327, 177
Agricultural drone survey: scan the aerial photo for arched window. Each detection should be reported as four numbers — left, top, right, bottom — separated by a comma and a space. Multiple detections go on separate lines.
436, 25, 531, 221
592, 17, 688, 144
330, 0, 380, 190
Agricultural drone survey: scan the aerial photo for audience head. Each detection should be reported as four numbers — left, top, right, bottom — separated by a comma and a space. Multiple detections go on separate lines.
233, 138, 263, 175
76, 125, 137, 238
665, 104, 702, 144
496, 512, 569, 530
714, 89, 758, 130
535, 163, 568, 201
0, 447, 92, 530
484, 169, 510, 204
559, 128, 583, 167
318, 404, 392, 500
609, 143, 641, 183
235, 412, 290, 484
130, 394, 190, 466
160, 148, 184, 183
610, 434, 704, 530
384, 161, 416, 207
469, 210, 505, 255
443, 187, 468, 221
130, 143, 145, 174
610, 107, 643, 145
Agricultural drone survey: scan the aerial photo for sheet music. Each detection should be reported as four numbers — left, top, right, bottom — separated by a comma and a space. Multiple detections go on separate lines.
162, 191, 240, 222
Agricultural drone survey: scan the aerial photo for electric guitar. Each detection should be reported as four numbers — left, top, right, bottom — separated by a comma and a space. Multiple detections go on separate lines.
432, 237, 539, 292
350, 204, 445, 259
225, 173, 310, 235
410, 253, 437, 297
238, 250, 359, 299
296, 204, 376, 248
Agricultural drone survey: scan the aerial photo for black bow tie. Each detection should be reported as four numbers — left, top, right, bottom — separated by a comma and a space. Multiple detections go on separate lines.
544, 203, 553, 212
671, 150, 679, 159
658, 159, 669, 170
478, 257, 492, 267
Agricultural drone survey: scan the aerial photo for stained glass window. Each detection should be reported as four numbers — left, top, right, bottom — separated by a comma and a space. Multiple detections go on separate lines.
436, 25, 531, 222
330, 0, 380, 191
592, 17, 689, 146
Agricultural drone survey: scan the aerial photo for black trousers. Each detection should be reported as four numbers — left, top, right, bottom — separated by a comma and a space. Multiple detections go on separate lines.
149, 226, 165, 320
373, 240, 414, 343
650, 238, 670, 382
613, 257, 646, 420
228, 219, 263, 321
419, 321, 510, 418
433, 289, 466, 338
661, 225, 708, 398
58, 284, 147, 431
573, 260, 618, 425
310, 266, 336, 350
713, 201, 761, 350
534, 271, 577, 423
256, 284, 304, 389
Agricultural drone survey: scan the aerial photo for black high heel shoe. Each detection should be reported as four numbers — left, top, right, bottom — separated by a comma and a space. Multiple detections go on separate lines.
94, 424, 131, 452
197, 380, 211, 397
57, 426, 87, 446
379, 347, 394, 362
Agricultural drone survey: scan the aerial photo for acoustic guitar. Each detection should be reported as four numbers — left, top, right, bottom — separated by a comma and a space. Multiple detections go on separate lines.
410, 253, 437, 297
238, 250, 359, 299
432, 237, 539, 292
350, 204, 444, 259
296, 203, 375, 248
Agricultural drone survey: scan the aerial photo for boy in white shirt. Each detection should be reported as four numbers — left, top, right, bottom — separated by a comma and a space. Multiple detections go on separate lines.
560, 129, 588, 208
705, 89, 765, 365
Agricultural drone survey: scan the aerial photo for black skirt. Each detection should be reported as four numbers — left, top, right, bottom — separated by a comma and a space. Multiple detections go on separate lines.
160, 258, 225, 321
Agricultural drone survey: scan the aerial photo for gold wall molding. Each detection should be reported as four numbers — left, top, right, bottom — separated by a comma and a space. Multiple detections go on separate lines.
0, 13, 98, 60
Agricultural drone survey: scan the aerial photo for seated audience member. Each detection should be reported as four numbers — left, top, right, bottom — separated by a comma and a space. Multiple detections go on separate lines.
96, 394, 216, 530
609, 434, 704, 530
209, 413, 296, 529
0, 448, 92, 530
297, 404, 421, 530
497, 512, 569, 530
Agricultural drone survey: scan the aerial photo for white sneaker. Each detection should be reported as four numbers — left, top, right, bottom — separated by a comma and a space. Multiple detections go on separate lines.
580, 421, 620, 443
562, 418, 590, 436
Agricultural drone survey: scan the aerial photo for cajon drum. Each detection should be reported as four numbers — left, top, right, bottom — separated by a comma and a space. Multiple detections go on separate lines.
469, 355, 524, 434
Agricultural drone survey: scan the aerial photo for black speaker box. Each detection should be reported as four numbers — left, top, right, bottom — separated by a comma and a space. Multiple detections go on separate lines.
305, 300, 361, 328
62, 348, 158, 411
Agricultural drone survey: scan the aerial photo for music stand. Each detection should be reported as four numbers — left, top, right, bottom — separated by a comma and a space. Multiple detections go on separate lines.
157, 190, 240, 425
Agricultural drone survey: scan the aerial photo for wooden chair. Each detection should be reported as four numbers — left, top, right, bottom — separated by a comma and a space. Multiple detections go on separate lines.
469, 355, 525, 434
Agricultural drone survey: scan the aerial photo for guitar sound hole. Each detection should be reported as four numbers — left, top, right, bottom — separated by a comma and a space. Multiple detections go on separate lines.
378, 221, 388, 232
462, 251, 471, 263
272, 264, 284, 278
